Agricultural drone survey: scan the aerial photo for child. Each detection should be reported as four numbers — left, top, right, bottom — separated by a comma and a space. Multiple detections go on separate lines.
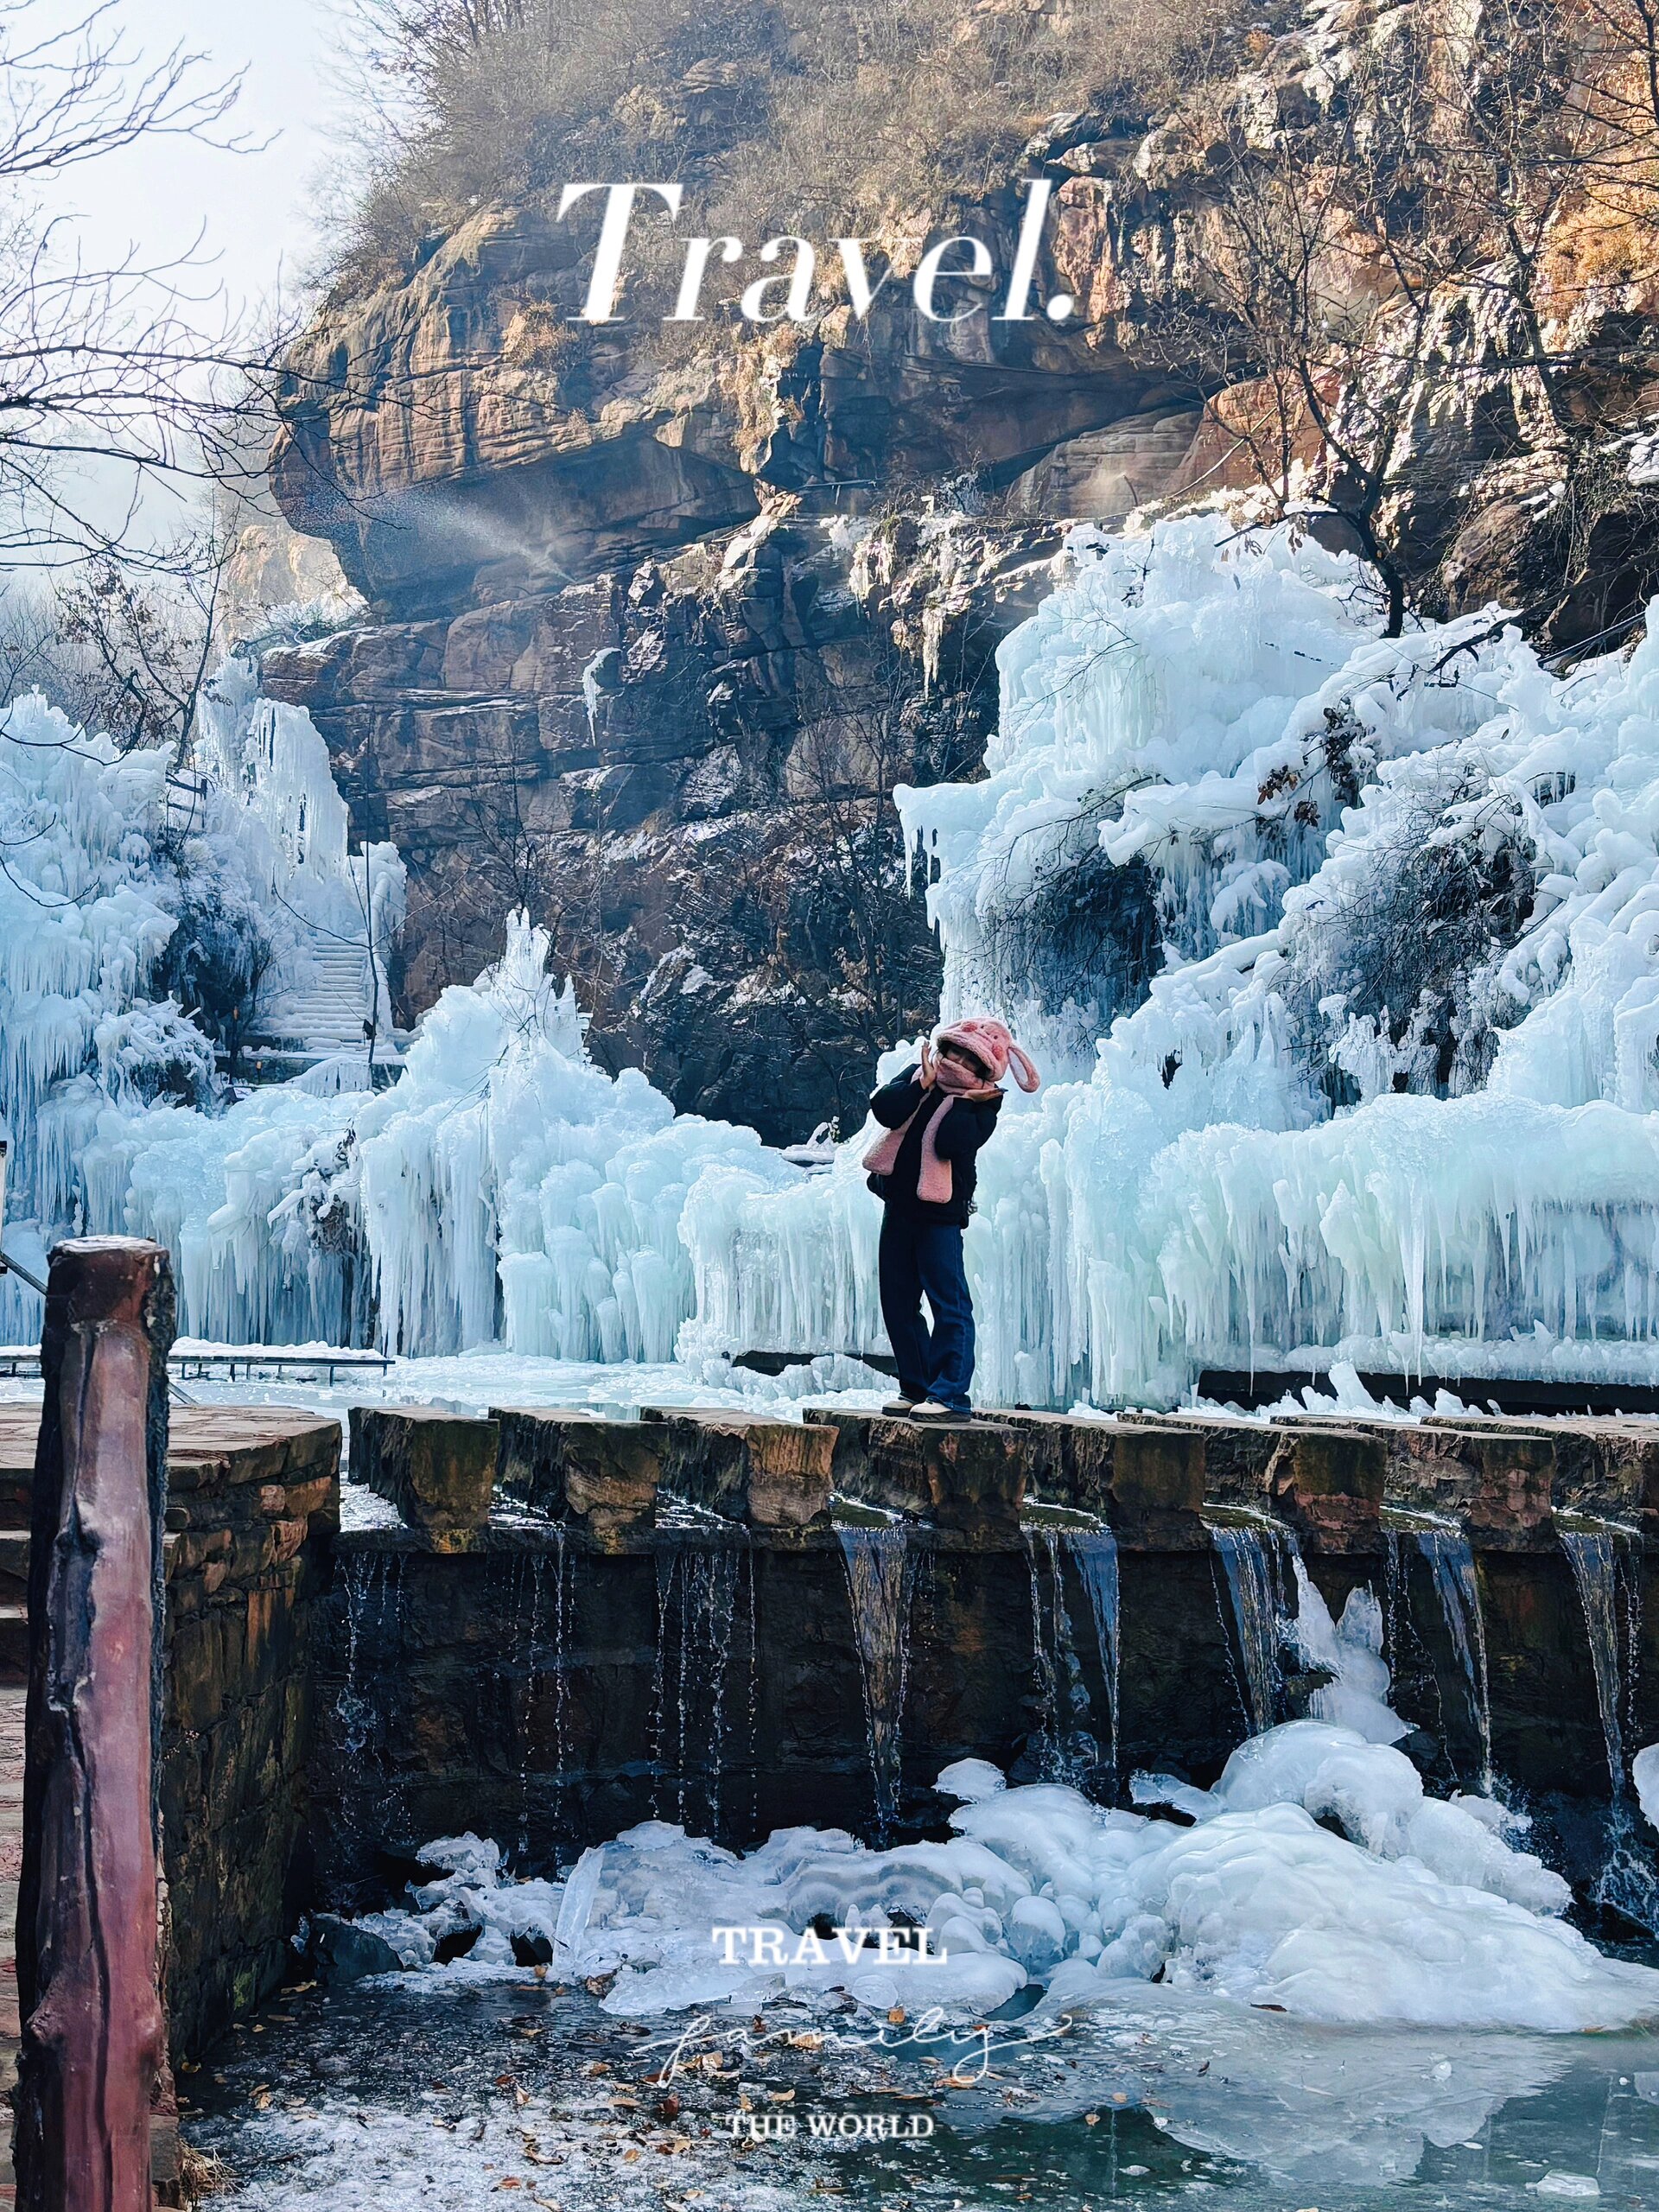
861, 1017, 1040, 1418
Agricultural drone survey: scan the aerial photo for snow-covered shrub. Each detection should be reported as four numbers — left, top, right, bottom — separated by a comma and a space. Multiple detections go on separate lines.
972, 808, 1160, 1063
1278, 748, 1538, 1103
94, 1001, 219, 1109
155, 874, 276, 1073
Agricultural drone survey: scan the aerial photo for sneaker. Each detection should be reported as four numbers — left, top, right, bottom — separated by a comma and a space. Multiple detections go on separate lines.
909, 1398, 972, 1420
882, 1396, 922, 1416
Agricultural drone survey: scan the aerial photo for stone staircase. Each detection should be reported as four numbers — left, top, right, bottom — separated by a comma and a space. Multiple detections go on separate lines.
241, 942, 406, 1087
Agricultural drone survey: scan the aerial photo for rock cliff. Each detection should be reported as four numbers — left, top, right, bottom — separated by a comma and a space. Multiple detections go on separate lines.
264, 4, 1659, 1135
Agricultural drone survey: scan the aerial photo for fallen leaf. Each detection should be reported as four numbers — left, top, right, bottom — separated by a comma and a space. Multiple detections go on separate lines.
887, 2007, 906, 2025
1085, 2112, 1099, 2126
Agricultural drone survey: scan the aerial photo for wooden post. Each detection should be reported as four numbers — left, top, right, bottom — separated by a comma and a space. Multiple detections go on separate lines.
15, 1238, 175, 2212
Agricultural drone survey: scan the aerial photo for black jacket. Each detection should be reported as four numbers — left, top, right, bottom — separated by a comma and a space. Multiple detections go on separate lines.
865, 1065, 1003, 1227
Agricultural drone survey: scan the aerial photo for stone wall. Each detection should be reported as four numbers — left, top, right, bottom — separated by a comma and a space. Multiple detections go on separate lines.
159, 1409, 340, 2056
310, 1403, 1659, 1924
0, 1405, 342, 2070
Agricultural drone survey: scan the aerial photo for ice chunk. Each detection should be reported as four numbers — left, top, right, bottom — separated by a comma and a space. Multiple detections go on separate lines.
1637, 1743, 1659, 1833
935, 1758, 1007, 1802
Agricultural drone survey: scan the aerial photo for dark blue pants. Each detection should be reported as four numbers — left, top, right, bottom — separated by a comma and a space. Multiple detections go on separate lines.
879, 1210, 975, 1411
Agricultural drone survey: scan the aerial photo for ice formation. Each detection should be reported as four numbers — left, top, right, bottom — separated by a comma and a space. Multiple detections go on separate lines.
76, 912, 790, 1355
355, 1711, 1656, 2034
22, 507, 1659, 1390
1, 666, 783, 1357
685, 514, 1659, 1405
334, 1546, 1656, 2037
0, 660, 403, 1339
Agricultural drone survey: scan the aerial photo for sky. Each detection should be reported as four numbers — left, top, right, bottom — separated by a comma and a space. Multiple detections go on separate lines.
52, 0, 339, 323
25, 0, 344, 551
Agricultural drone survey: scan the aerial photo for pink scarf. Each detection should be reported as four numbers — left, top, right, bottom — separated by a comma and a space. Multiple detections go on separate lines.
861, 1052, 995, 1204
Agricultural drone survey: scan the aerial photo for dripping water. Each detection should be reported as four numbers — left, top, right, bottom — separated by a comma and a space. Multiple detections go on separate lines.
1383, 1529, 1405, 1667
837, 1525, 917, 1841
743, 1537, 759, 1835
1026, 1529, 1078, 1783
1024, 1525, 1120, 1791
551, 1526, 570, 1833
337, 1551, 395, 1765
514, 1548, 559, 1862
1560, 1524, 1634, 1801
1207, 1521, 1291, 1736
334, 1551, 405, 1851
1560, 1521, 1656, 1930
1069, 1529, 1121, 1790
651, 1536, 745, 1836
1415, 1526, 1495, 1793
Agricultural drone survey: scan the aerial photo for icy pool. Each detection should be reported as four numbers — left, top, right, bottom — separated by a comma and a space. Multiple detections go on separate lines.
183, 1973, 1659, 2209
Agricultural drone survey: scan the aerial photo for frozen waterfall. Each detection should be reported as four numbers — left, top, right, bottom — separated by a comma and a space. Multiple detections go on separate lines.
684, 513, 1659, 1406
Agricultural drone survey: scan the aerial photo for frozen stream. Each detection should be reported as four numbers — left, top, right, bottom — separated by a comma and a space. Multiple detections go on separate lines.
184, 1973, 1659, 2209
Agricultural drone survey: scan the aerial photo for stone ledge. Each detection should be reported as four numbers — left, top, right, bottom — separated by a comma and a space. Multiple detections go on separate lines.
335, 1402, 1659, 1554
352, 1406, 497, 1536
802, 1410, 1029, 1537
650, 1411, 835, 1532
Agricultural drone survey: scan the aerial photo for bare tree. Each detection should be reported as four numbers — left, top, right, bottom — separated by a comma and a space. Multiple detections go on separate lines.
1427, 0, 1595, 452
1140, 6, 1642, 636
53, 528, 232, 752
0, 2, 276, 573
1147, 30, 1462, 635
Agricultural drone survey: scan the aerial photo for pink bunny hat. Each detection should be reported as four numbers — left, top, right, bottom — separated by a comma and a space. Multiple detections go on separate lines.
935, 1018, 1041, 1092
